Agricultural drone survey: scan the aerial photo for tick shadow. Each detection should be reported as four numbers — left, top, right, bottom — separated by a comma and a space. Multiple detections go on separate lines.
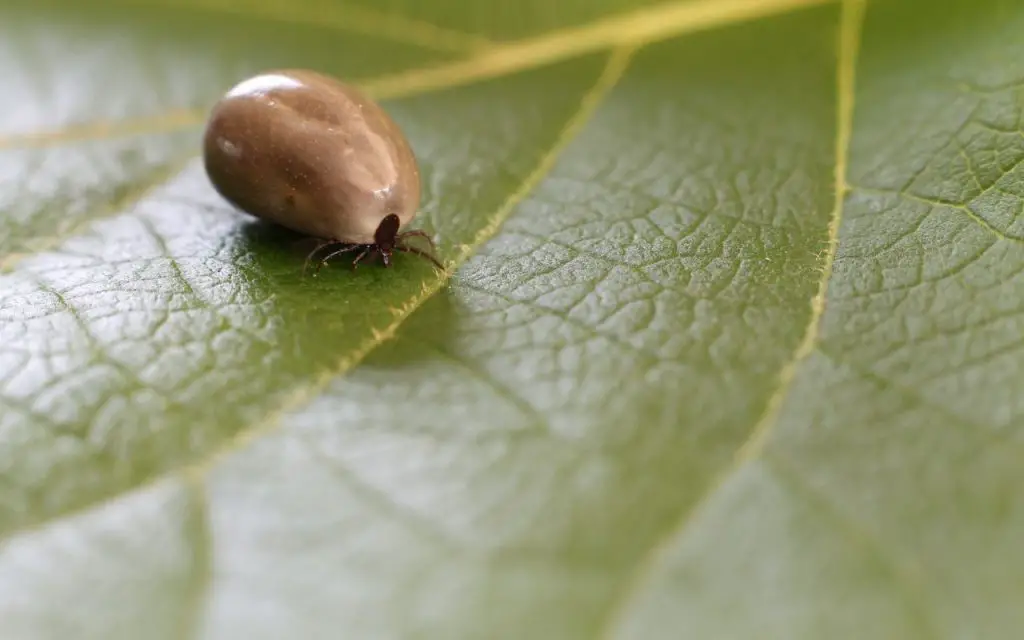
236, 219, 460, 373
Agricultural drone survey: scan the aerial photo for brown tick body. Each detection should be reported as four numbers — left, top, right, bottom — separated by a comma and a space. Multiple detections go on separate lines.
202, 69, 443, 272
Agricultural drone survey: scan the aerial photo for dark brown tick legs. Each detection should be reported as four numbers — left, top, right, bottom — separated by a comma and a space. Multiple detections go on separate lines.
303, 240, 336, 274
398, 229, 433, 243
351, 247, 374, 269
395, 231, 444, 271
303, 230, 443, 275
397, 244, 445, 270
311, 243, 360, 275
398, 230, 437, 252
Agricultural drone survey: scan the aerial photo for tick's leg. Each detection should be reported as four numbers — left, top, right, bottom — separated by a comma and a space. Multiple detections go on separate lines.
398, 230, 437, 252
315, 244, 360, 274
351, 247, 373, 269
303, 239, 340, 275
397, 243, 445, 271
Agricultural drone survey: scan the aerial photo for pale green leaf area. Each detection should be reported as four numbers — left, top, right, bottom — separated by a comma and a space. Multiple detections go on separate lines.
335, 0, 692, 41
0, 0, 1022, 638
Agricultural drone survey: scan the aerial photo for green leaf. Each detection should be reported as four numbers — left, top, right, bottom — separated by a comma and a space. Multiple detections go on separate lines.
2, 0, 1022, 638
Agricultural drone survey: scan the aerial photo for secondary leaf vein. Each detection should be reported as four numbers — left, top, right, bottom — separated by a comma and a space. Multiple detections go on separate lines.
594, 1, 865, 636
0, 155, 197, 273
179, 472, 213, 640
1, 46, 636, 542
138, 0, 494, 53
764, 454, 940, 638
0, 0, 832, 151
175, 45, 637, 481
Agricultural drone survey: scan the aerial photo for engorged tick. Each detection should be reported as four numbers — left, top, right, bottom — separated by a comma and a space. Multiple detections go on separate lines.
201, 69, 443, 274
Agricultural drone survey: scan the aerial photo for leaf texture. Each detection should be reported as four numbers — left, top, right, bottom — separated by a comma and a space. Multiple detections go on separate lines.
1, 0, 1022, 638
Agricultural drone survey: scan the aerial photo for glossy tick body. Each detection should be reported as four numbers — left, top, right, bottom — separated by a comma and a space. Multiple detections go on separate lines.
201, 69, 443, 272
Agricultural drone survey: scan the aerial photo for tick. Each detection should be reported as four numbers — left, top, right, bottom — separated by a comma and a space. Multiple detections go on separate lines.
201, 69, 443, 273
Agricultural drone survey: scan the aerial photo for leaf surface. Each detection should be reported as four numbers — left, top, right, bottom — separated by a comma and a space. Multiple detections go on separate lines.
1, 0, 1022, 638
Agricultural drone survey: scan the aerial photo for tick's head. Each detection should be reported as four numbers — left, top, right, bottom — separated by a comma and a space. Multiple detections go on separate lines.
374, 213, 401, 255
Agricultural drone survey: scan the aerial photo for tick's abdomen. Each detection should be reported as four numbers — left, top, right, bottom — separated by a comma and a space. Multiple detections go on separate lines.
202, 70, 421, 244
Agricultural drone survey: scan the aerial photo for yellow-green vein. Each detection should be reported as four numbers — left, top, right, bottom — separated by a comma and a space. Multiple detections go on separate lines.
0, 109, 202, 151
732, 0, 863, 465
0, 154, 198, 273
0, 0, 832, 151
597, 0, 866, 636
135, 0, 493, 53
176, 44, 637, 483
362, 0, 833, 99
1, 45, 636, 542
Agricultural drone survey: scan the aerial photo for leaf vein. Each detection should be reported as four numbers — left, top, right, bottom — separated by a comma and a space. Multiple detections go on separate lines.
1, 45, 636, 543
764, 453, 940, 639
413, 337, 550, 435
459, 278, 665, 364
362, 0, 834, 100
179, 473, 213, 640
851, 184, 1024, 244
594, 1, 865, 635
0, 0, 832, 151
0, 155, 196, 273
815, 345, 1017, 438
292, 431, 458, 550
176, 45, 637, 478
137, 0, 493, 54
